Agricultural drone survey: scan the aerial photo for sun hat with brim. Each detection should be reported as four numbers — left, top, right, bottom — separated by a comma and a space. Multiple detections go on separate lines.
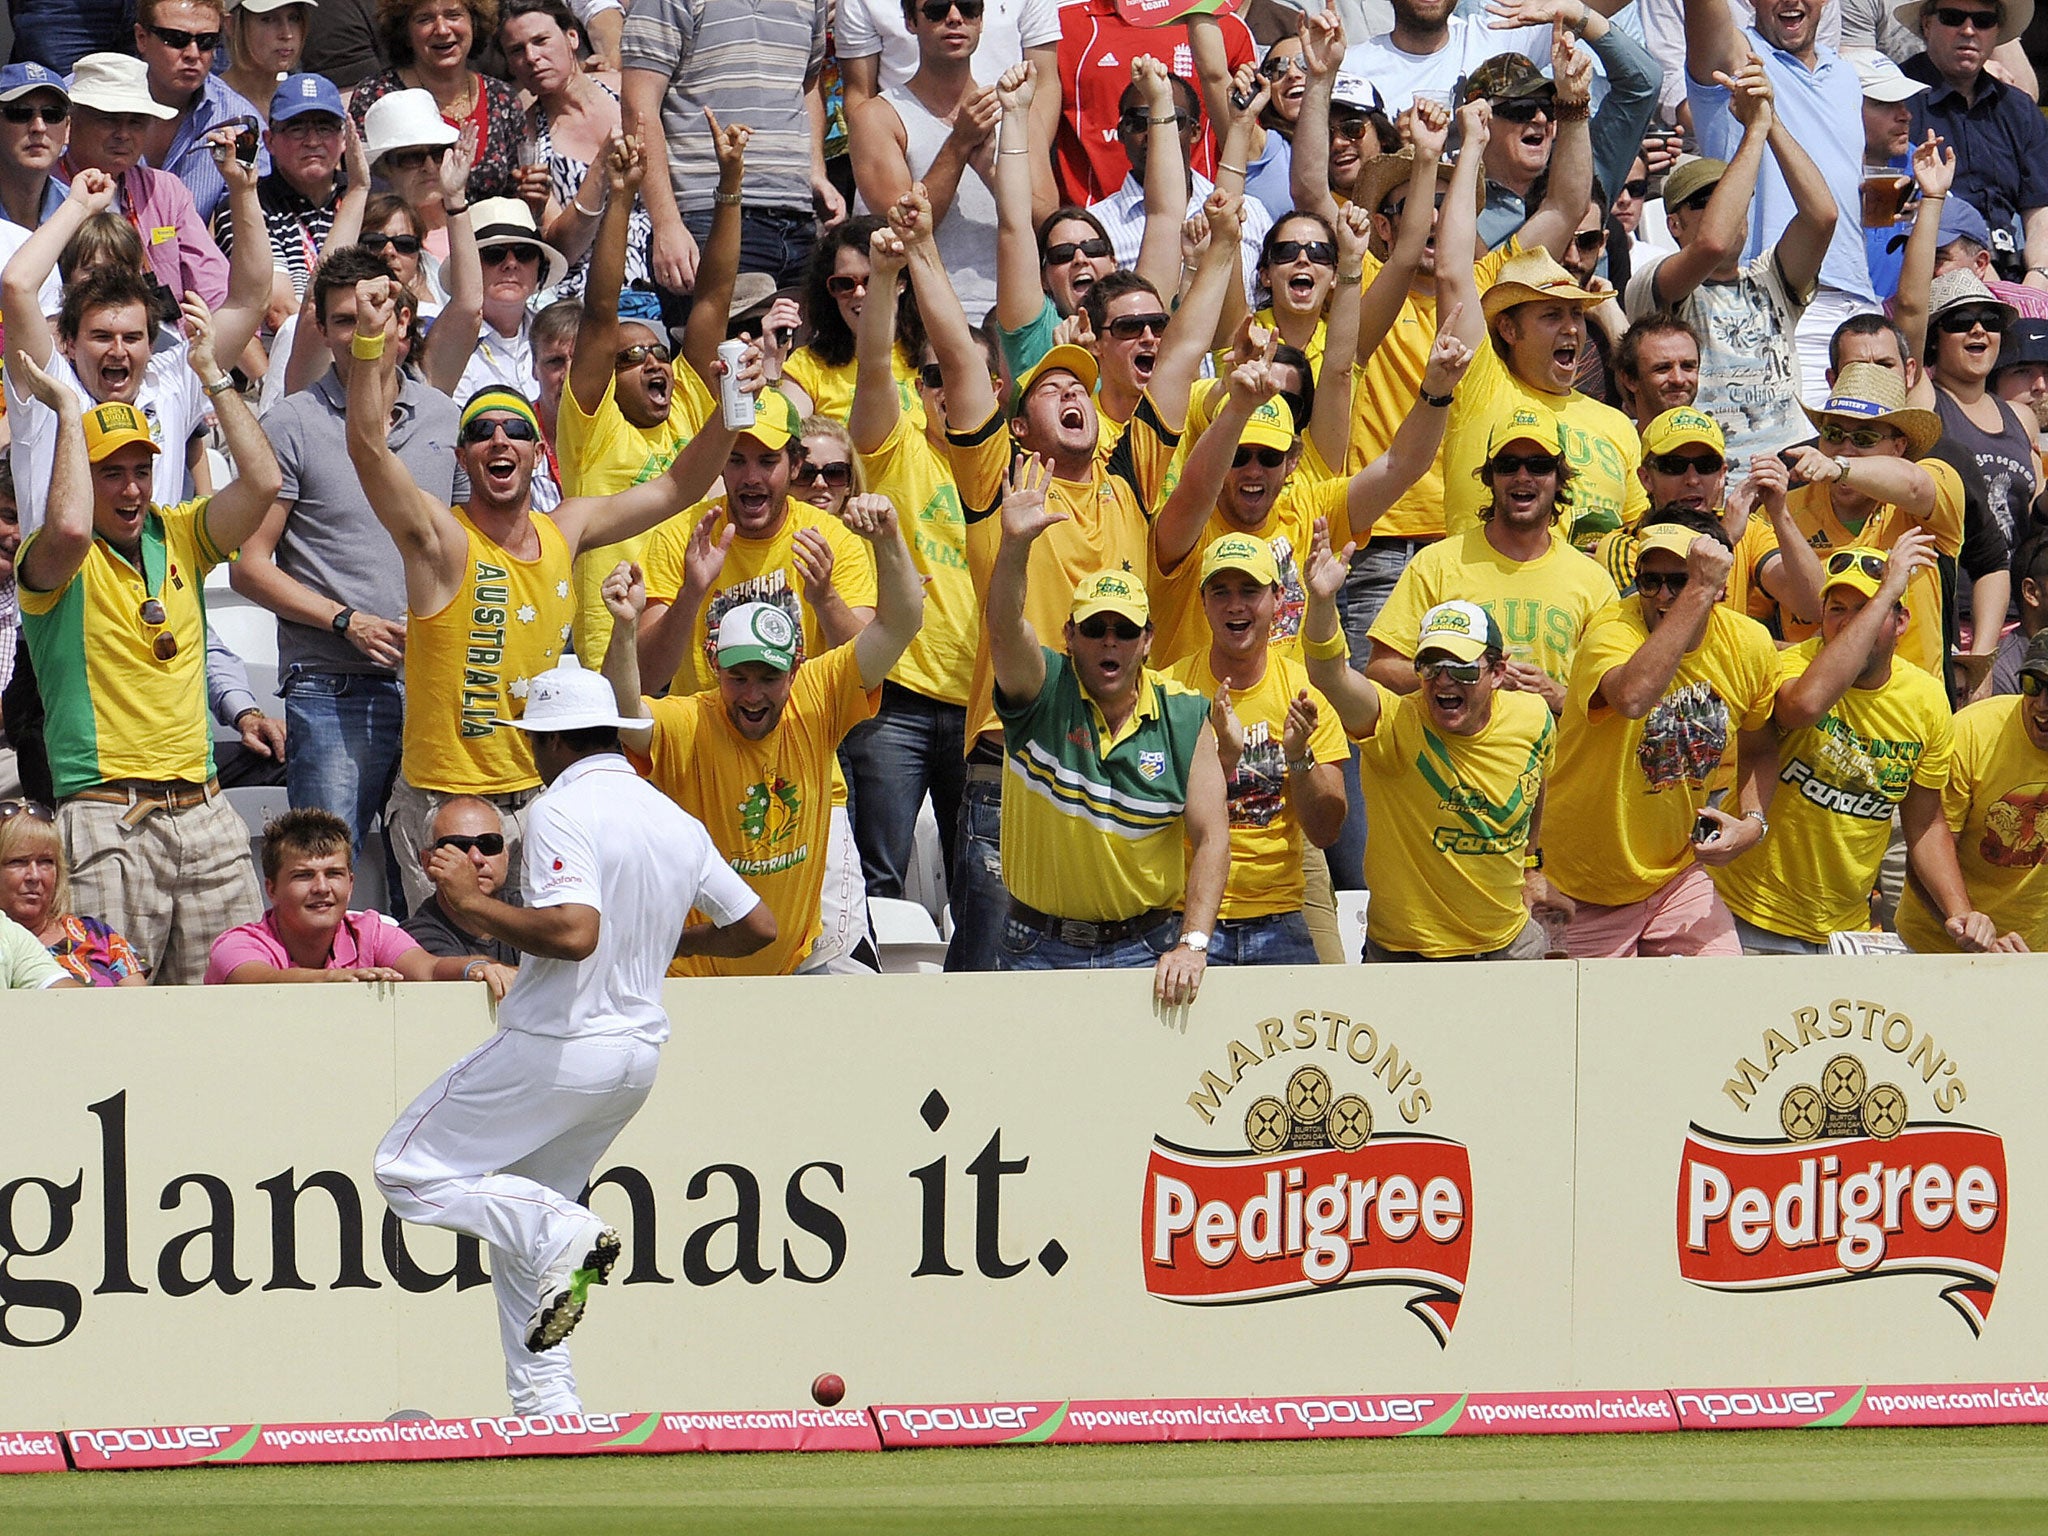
1894, 0, 2033, 46
1636, 522, 1706, 565
1481, 249, 1602, 327
726, 272, 778, 323
270, 73, 344, 125
1819, 545, 1893, 603
714, 602, 800, 673
363, 87, 458, 165
1415, 599, 1501, 662
1070, 569, 1149, 627
1238, 395, 1296, 454
1852, 49, 1929, 101
1641, 407, 1726, 457
68, 53, 176, 120
1662, 155, 1728, 213
1802, 361, 1944, 460
1354, 150, 1483, 220
1928, 267, 2018, 336
494, 655, 645, 732
469, 196, 569, 292
736, 385, 800, 452
1199, 533, 1279, 588
232, 0, 321, 12
84, 402, 159, 463
1016, 342, 1099, 404
0, 63, 66, 103
1485, 402, 1565, 460
1994, 317, 2048, 378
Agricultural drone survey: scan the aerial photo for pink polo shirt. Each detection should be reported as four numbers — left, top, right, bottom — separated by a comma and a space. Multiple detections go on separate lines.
204, 908, 422, 983
58, 159, 230, 312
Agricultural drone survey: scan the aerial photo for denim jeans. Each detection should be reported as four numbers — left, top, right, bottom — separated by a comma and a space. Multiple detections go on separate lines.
839, 682, 966, 900
943, 772, 1006, 973
680, 205, 818, 291
1330, 538, 1427, 891
282, 670, 404, 856
1732, 914, 1830, 956
997, 908, 1182, 972
1208, 910, 1319, 966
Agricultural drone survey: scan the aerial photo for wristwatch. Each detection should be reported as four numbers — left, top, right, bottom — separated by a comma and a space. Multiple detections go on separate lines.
331, 606, 356, 635
203, 374, 237, 397
1745, 809, 1770, 837
1181, 930, 1211, 954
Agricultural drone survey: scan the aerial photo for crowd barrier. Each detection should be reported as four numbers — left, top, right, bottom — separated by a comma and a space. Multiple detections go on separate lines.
2, 958, 2044, 1467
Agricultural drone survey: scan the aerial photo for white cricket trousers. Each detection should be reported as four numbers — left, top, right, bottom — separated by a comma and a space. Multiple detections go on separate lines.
375, 1028, 661, 1413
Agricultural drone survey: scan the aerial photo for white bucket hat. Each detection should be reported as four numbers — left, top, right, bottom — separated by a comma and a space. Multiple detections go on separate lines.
469, 196, 569, 291
494, 655, 644, 733
363, 87, 459, 166
67, 53, 177, 120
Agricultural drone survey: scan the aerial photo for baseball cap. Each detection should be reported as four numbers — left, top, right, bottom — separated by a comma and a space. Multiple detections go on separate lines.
1016, 342, 1100, 404
1199, 532, 1279, 588
1641, 407, 1726, 458
1466, 52, 1554, 101
1486, 402, 1565, 459
1070, 569, 1149, 627
1238, 395, 1296, 454
1995, 317, 2048, 378
2019, 629, 2048, 688
0, 63, 65, 103
714, 601, 799, 673
1820, 546, 1892, 602
738, 386, 801, 453
270, 73, 345, 125
493, 654, 644, 732
84, 402, 158, 463
1936, 195, 1994, 250
1636, 522, 1705, 564
1662, 155, 1728, 211
1852, 50, 1929, 102
1415, 599, 1501, 663
1331, 74, 1383, 113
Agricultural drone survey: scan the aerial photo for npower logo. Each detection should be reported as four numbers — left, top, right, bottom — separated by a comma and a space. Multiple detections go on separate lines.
1678, 1002, 2007, 1334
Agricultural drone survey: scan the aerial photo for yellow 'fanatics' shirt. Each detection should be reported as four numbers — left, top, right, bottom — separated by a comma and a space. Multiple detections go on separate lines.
642, 501, 879, 695
858, 414, 974, 705
635, 643, 879, 976
1163, 652, 1345, 918
1354, 688, 1555, 956
559, 362, 715, 661
1896, 695, 2048, 952
18, 497, 224, 796
1544, 600, 1781, 907
1149, 477, 1346, 671
402, 508, 576, 795
1366, 527, 1618, 687
1713, 638, 1955, 942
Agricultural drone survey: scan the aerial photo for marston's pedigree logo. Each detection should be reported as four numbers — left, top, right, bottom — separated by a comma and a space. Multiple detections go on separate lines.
1678, 999, 2006, 1333
1144, 1011, 1472, 1344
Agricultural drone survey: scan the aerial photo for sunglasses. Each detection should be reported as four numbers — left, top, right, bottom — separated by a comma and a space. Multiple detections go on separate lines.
1636, 570, 1691, 597
1077, 616, 1143, 641
1232, 445, 1287, 469
148, 23, 221, 49
360, 231, 422, 257
1043, 236, 1112, 265
1330, 111, 1373, 139
1826, 550, 1890, 581
1489, 451, 1560, 476
918, 0, 984, 17
615, 342, 672, 368
1379, 190, 1448, 220
1819, 423, 1897, 448
459, 414, 540, 444
1678, 189, 1716, 214
1571, 229, 1606, 252
1936, 307, 2005, 334
432, 833, 505, 856
825, 272, 869, 298
1267, 238, 1336, 267
1620, 177, 1650, 199
1491, 98, 1552, 123
793, 459, 852, 488
1118, 110, 1189, 135
1416, 658, 1482, 685
1650, 450, 1724, 475
384, 145, 448, 170
138, 597, 178, 661
0, 799, 55, 824
1105, 311, 1170, 341
0, 101, 67, 125
1930, 5, 2000, 26
2021, 672, 2046, 697
481, 244, 541, 267
1258, 53, 1306, 80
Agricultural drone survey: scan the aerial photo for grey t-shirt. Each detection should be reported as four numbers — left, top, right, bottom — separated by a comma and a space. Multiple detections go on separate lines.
260, 371, 460, 676
400, 889, 523, 965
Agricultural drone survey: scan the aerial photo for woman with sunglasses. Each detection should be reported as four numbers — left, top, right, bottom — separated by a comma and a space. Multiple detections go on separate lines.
349, 0, 525, 205
794, 417, 864, 518
1189, 15, 1308, 227
0, 801, 148, 985
782, 216, 928, 422
220, 0, 311, 126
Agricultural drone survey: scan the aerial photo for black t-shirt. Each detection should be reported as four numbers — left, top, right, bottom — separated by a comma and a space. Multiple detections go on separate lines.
400, 891, 522, 966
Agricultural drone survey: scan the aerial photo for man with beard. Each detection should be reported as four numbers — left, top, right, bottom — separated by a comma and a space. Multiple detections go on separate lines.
343, 275, 757, 911
1542, 515, 1781, 957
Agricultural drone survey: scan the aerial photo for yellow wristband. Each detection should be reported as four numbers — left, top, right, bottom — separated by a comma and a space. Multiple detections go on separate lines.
351, 331, 387, 361
1302, 627, 1349, 661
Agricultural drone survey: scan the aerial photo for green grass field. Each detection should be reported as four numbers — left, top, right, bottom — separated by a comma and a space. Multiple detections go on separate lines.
4, 1428, 2048, 1534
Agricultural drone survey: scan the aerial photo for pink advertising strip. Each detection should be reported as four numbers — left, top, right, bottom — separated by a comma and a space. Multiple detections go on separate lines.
0, 1431, 66, 1474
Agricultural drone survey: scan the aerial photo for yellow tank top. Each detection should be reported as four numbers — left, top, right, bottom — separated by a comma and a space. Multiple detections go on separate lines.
403, 507, 576, 795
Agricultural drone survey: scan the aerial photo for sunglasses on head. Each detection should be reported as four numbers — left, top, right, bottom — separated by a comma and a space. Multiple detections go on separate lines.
459, 414, 540, 444
1330, 110, 1373, 139
360, 231, 422, 257
918, 0, 984, 18
1819, 423, 1897, 448
1620, 177, 1650, 199
0, 101, 67, 125
148, 23, 220, 49
432, 832, 505, 856
1826, 550, 1890, 581
1105, 311, 1169, 341
1930, 5, 2000, 26
615, 341, 672, 368
0, 799, 55, 824
1936, 307, 2004, 335
1258, 53, 1306, 79
138, 597, 178, 661
1491, 97, 1552, 123
793, 459, 852, 488
1232, 445, 1287, 469
1044, 236, 1112, 265
825, 272, 869, 298
1571, 229, 1606, 252
1650, 450, 1724, 475
1489, 451, 1560, 476
1636, 570, 1691, 597
481, 244, 540, 267
1077, 616, 1143, 641
1118, 109, 1189, 135
1267, 238, 1336, 267
384, 145, 448, 170
1416, 657, 1482, 685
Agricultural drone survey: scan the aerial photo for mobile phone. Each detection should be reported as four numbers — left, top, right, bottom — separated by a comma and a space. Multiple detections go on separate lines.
1692, 813, 1720, 844
235, 116, 260, 166
1229, 84, 1252, 113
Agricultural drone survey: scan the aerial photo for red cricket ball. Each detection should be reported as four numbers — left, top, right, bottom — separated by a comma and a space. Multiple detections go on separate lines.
811, 1372, 846, 1408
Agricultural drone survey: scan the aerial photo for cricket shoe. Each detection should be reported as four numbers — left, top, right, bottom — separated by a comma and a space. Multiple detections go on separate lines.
525, 1221, 621, 1353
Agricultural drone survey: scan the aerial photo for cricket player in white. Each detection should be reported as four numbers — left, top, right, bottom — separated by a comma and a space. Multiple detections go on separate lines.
374, 654, 776, 1413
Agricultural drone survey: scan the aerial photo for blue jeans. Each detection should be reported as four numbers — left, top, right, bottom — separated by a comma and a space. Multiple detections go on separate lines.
680, 205, 818, 291
1331, 539, 1427, 891
282, 669, 404, 856
997, 908, 1182, 971
839, 682, 966, 900
1732, 914, 1829, 956
1208, 910, 1319, 966
943, 771, 1006, 972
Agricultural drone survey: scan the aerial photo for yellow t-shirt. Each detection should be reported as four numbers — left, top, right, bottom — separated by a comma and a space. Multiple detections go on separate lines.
1162, 651, 1346, 918
1544, 599, 1782, 907
402, 508, 576, 795
1348, 242, 1517, 539
641, 500, 879, 695
636, 642, 879, 976
1365, 526, 1618, 688
1764, 464, 1964, 677
1895, 694, 2048, 952
559, 363, 716, 662
1148, 476, 1345, 671
1712, 637, 1955, 942
1209, 310, 1326, 382
1445, 351, 1649, 550
1354, 687, 1555, 956
1157, 376, 1338, 512
857, 414, 974, 705
782, 344, 922, 426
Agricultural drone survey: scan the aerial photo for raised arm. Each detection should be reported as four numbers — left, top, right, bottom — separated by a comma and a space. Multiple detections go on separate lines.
419, 125, 483, 396
992, 60, 1050, 336
1651, 57, 1770, 308
3, 172, 115, 371
1762, 88, 1836, 300
1682, 0, 1746, 85
1437, 100, 1491, 362
1150, 187, 1244, 430
842, 494, 925, 687
181, 297, 282, 555
210, 130, 278, 369
1310, 203, 1369, 471
1302, 517, 1382, 735
1343, 312, 1471, 538
987, 454, 1062, 708
681, 111, 750, 387
1356, 102, 1450, 370
848, 224, 908, 455
1772, 530, 1936, 733
1591, 536, 1732, 717
1517, 23, 1595, 261
568, 131, 644, 418
10, 352, 90, 595
636, 511, 730, 690
896, 183, 998, 430
599, 559, 655, 753
1153, 324, 1280, 572
1132, 56, 1190, 301
1287, 1, 1345, 227
1895, 133, 1953, 374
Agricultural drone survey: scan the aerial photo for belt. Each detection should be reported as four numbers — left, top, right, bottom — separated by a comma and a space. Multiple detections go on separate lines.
70, 776, 220, 826
1006, 898, 1171, 948
966, 761, 1004, 785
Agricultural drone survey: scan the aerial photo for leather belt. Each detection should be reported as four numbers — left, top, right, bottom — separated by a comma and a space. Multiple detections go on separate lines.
70, 777, 221, 826
965, 761, 1004, 785
1006, 898, 1171, 948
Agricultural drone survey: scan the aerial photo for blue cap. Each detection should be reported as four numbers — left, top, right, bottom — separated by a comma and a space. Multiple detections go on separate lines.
270, 72, 345, 125
0, 63, 67, 103
1995, 317, 2048, 376
1936, 196, 1993, 250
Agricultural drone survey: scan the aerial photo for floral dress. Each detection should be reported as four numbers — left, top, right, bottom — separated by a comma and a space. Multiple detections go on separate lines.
534, 81, 652, 303
47, 913, 146, 986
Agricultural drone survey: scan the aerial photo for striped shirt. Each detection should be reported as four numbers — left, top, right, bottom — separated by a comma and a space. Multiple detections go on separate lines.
215, 172, 338, 301
620, 0, 828, 215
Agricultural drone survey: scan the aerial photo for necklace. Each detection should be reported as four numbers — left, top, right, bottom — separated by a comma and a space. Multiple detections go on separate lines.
408, 66, 476, 119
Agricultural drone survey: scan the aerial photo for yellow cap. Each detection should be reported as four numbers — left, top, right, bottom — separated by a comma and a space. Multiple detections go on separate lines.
739, 387, 802, 452
1070, 568, 1149, 627
1486, 402, 1566, 460
83, 401, 159, 463
1238, 396, 1296, 454
1641, 407, 1726, 458
1016, 343, 1100, 405
1199, 532, 1279, 588
1820, 545, 1891, 602
1635, 522, 1704, 564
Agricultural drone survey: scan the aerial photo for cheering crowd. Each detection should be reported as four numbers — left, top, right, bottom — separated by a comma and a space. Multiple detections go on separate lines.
3, 0, 2048, 1005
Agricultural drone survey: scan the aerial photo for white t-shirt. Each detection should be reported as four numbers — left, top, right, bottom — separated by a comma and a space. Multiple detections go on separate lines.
1089, 170, 1273, 304
454, 318, 538, 408
1340, 16, 1559, 114
502, 753, 759, 1045
836, 0, 1059, 93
